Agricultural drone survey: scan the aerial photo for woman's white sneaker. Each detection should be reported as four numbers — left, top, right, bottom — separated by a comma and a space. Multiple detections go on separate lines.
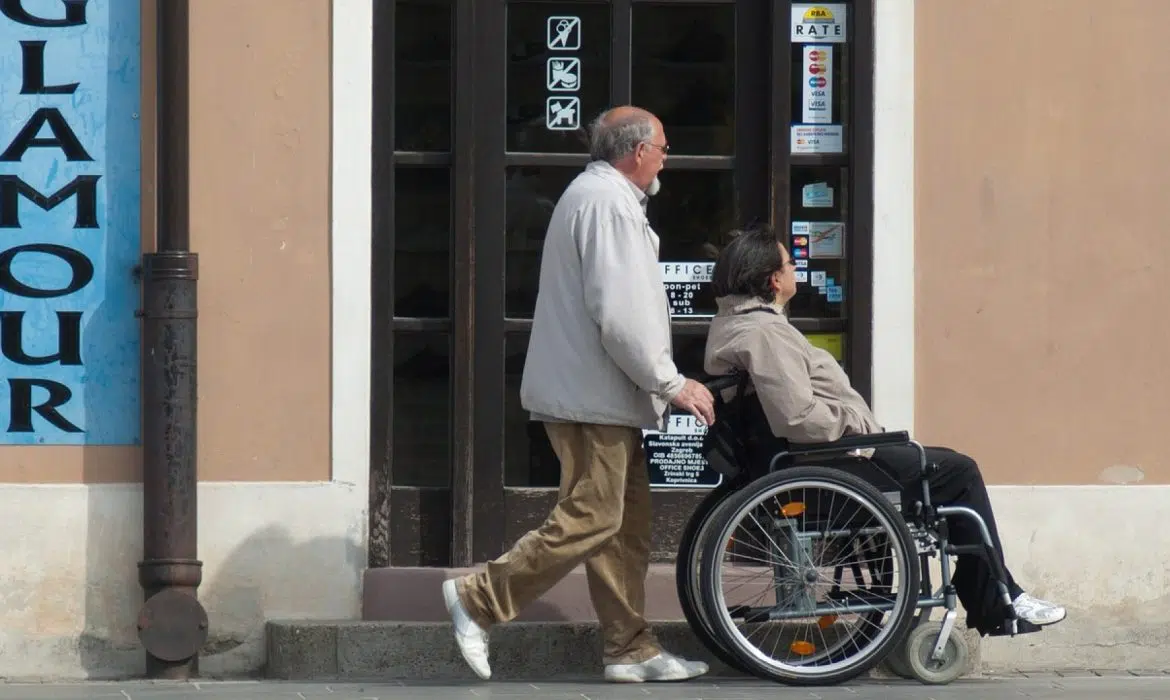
604, 651, 709, 683
1012, 592, 1067, 626
442, 579, 491, 679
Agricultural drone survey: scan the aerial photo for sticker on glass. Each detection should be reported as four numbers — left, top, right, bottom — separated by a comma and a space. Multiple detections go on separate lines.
795, 270, 809, 283
546, 58, 581, 91
811, 271, 827, 287
547, 16, 582, 50
791, 4, 847, 43
793, 221, 845, 259
802, 182, 834, 208
660, 262, 713, 283
546, 96, 581, 130
826, 285, 844, 303
791, 124, 843, 154
802, 46, 832, 124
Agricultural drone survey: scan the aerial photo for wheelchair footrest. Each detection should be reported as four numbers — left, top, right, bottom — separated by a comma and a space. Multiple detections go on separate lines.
986, 618, 1043, 637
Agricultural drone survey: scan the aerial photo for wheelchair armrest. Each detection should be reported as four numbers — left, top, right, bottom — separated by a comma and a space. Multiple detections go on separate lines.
783, 430, 911, 456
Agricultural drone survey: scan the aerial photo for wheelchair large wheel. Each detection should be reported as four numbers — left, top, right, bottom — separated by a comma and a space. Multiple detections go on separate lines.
696, 466, 920, 686
675, 483, 750, 674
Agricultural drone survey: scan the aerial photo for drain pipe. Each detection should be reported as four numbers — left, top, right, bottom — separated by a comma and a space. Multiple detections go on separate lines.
136, 0, 207, 679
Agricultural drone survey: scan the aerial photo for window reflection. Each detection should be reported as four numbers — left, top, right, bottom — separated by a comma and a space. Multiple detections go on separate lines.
393, 332, 451, 487
632, 3, 735, 155
505, 333, 559, 487
395, 1, 452, 151
394, 167, 451, 318
505, 165, 578, 317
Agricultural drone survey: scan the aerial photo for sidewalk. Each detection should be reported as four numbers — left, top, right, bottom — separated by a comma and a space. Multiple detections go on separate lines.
0, 675, 1167, 700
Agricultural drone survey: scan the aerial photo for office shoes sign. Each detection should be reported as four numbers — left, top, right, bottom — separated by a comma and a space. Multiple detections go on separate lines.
0, 0, 142, 444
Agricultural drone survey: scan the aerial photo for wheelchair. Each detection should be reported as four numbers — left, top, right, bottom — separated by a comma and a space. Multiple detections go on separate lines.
675, 373, 1029, 687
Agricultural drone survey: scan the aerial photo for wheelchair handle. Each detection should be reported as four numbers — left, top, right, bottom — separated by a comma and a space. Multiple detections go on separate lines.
703, 373, 744, 393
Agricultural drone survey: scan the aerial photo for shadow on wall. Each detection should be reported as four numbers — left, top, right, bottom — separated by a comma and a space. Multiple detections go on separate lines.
78, 498, 361, 679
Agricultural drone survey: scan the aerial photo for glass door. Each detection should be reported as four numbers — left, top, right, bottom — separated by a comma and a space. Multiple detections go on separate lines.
370, 0, 875, 567
469, 0, 776, 564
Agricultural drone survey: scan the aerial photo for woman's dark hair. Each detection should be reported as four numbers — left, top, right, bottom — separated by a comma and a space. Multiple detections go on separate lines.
710, 223, 785, 301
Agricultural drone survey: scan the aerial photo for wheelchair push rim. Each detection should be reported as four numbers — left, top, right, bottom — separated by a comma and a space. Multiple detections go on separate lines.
698, 467, 920, 685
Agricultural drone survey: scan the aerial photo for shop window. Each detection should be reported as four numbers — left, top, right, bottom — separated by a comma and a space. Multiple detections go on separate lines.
632, 3, 735, 156
506, 2, 611, 153
395, 1, 452, 151
392, 331, 451, 487
786, 8, 852, 326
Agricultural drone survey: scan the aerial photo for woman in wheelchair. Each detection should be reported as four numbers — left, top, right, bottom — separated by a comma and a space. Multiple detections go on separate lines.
702, 223, 1065, 636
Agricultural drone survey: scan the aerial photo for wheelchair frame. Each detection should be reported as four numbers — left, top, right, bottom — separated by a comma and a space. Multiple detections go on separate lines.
679, 373, 1025, 686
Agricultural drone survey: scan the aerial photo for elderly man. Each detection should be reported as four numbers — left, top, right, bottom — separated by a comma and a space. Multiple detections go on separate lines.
442, 106, 715, 683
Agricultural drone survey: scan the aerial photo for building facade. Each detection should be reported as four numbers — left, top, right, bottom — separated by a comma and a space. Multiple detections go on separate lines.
0, 0, 1165, 680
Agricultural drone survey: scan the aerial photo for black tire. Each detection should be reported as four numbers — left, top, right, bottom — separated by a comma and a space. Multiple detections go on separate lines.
696, 466, 921, 686
675, 483, 750, 673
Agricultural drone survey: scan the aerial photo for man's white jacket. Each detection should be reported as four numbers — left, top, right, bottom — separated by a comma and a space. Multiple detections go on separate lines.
520, 160, 685, 431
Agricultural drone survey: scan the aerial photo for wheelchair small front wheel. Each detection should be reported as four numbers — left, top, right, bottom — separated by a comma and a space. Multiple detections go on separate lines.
904, 621, 970, 685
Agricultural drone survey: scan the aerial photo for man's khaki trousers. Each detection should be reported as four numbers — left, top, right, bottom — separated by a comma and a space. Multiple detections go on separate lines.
456, 421, 659, 665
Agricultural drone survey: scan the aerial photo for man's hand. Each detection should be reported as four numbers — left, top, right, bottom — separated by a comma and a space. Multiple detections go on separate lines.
671, 378, 716, 426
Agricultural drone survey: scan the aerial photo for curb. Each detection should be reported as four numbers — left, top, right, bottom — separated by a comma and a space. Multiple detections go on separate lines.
265, 620, 983, 681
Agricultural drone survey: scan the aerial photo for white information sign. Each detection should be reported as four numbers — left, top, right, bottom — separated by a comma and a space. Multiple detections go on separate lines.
643, 414, 722, 489
791, 4, 847, 43
791, 124, 844, 154
547, 16, 582, 50
546, 57, 581, 91
802, 45, 833, 124
660, 262, 714, 283
546, 97, 581, 130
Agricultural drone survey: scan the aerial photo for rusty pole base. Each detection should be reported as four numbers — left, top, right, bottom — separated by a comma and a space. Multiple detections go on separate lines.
138, 558, 208, 679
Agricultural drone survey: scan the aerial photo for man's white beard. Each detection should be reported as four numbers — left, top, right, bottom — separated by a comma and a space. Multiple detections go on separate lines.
646, 176, 661, 197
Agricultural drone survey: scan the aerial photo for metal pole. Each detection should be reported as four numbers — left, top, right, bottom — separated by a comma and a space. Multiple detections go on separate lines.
136, 0, 207, 679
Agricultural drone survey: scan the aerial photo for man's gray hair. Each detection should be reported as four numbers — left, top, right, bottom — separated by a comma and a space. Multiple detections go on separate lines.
588, 111, 655, 163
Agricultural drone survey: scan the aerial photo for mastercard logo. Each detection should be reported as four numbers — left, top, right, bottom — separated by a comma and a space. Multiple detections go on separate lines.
808, 50, 826, 61
809, 64, 825, 74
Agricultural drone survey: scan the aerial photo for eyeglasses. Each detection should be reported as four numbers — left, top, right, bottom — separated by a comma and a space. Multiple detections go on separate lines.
642, 141, 670, 154
781, 258, 797, 268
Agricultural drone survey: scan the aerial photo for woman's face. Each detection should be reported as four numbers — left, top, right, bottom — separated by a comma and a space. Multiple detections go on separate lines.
769, 244, 798, 305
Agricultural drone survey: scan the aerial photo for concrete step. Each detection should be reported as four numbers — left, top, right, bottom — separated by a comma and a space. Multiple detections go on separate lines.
265, 620, 982, 682
362, 564, 687, 622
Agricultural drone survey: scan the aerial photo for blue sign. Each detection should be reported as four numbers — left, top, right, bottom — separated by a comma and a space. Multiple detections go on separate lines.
0, 0, 141, 445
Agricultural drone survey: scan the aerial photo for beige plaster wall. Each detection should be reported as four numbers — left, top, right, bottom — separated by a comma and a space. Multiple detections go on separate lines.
915, 0, 1170, 485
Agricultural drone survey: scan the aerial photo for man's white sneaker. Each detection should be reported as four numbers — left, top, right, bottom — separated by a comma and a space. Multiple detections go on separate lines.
442, 579, 491, 680
1012, 592, 1067, 626
604, 651, 709, 683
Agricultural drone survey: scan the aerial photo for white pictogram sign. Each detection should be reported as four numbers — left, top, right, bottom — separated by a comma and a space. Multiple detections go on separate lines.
546, 58, 581, 91
546, 97, 581, 130
547, 16, 581, 50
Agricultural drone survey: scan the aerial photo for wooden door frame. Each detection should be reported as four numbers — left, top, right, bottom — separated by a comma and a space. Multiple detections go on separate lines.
370, 0, 876, 568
